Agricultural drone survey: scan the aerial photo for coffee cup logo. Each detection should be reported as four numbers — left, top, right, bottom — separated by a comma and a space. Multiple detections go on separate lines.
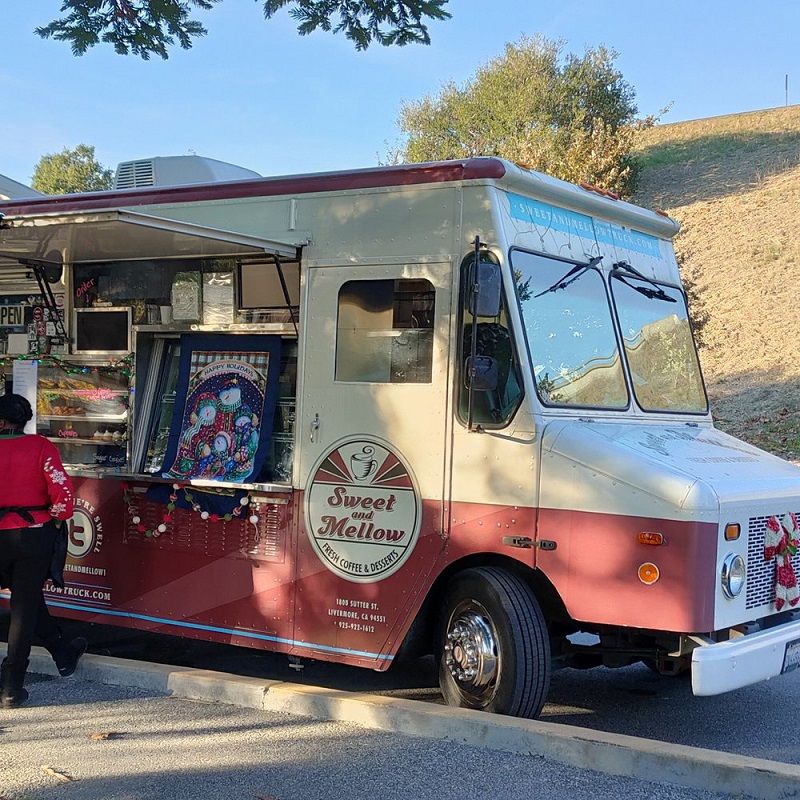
350, 445, 377, 481
305, 437, 421, 583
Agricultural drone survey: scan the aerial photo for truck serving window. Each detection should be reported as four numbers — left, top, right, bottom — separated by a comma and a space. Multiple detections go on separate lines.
510, 249, 628, 409
335, 279, 434, 383
611, 274, 707, 414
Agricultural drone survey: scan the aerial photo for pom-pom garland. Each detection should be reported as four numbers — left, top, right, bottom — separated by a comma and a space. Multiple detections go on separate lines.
124, 484, 259, 539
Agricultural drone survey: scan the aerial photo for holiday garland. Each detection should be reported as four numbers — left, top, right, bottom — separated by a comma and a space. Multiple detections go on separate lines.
764, 513, 800, 611
125, 483, 260, 539
0, 352, 134, 379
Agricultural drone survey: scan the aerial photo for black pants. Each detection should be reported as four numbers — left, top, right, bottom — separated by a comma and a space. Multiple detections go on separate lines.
0, 524, 61, 669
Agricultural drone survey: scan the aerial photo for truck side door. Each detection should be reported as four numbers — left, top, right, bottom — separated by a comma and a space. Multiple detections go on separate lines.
294, 261, 452, 667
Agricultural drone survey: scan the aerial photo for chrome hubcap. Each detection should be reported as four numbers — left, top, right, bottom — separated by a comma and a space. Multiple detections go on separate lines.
443, 602, 499, 702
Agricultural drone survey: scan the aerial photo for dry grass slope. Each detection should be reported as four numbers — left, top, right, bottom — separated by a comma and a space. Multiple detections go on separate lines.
633, 106, 800, 458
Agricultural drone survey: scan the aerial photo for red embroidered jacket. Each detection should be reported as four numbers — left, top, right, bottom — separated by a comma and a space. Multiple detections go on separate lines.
0, 434, 74, 530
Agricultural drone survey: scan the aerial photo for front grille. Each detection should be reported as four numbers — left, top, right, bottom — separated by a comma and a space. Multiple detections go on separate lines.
746, 513, 800, 610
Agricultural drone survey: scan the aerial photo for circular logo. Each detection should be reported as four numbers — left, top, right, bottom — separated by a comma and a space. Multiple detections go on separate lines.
68, 498, 103, 559
305, 437, 421, 583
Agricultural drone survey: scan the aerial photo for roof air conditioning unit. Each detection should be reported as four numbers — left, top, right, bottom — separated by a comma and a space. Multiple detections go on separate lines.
113, 156, 261, 190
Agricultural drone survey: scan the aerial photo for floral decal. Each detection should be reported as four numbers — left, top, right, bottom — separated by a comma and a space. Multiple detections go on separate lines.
43, 454, 73, 520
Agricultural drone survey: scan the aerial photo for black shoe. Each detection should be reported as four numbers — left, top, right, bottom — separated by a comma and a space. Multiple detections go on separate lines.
1, 658, 29, 708
0, 685, 29, 708
53, 637, 88, 677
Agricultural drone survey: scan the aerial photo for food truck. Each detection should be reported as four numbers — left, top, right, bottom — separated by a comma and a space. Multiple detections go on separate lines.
0, 157, 799, 719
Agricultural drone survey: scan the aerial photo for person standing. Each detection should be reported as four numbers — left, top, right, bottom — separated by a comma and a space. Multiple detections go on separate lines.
0, 393, 86, 707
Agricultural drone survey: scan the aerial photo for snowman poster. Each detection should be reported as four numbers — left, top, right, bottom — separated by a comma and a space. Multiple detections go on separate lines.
163, 338, 280, 483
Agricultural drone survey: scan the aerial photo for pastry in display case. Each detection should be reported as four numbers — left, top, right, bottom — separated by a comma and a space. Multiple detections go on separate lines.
36, 363, 130, 469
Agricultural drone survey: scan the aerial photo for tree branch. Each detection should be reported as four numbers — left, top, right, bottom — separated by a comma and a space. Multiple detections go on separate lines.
35, 1, 450, 58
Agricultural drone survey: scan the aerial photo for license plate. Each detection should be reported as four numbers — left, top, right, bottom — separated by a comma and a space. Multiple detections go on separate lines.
781, 637, 800, 675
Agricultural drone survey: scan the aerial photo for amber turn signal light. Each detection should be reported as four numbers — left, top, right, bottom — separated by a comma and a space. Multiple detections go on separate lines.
638, 562, 660, 585
724, 523, 741, 541
638, 531, 664, 546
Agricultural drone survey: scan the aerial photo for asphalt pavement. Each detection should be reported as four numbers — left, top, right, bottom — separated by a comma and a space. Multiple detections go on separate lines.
1, 674, 735, 800
2, 613, 800, 800
24, 616, 799, 766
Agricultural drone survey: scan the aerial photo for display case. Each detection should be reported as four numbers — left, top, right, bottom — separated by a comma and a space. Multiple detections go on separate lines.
36, 361, 130, 469
139, 337, 181, 474
269, 342, 297, 483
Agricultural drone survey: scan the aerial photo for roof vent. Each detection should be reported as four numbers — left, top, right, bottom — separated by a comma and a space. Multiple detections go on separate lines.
115, 160, 155, 189
113, 155, 261, 190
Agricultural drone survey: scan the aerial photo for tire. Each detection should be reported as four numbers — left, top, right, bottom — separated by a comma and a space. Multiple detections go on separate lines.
437, 566, 550, 718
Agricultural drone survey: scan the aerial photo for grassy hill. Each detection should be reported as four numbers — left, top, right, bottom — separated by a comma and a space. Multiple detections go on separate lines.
633, 106, 800, 459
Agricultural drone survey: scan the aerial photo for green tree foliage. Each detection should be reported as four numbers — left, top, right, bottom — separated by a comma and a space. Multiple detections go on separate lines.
398, 35, 655, 197
36, 1, 450, 59
31, 145, 114, 195
676, 248, 710, 348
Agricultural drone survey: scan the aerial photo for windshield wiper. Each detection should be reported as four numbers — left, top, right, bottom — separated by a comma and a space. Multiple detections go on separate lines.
611, 261, 676, 303
534, 255, 603, 298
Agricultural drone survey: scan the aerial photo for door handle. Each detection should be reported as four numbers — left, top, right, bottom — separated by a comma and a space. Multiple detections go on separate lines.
309, 413, 320, 442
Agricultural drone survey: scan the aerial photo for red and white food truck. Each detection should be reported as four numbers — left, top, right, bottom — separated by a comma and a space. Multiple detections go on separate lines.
0, 157, 798, 719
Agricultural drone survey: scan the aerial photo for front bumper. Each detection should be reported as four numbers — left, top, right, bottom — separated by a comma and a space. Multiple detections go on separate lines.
691, 615, 800, 695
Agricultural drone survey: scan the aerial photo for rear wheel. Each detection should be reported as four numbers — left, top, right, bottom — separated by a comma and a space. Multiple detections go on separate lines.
437, 566, 550, 718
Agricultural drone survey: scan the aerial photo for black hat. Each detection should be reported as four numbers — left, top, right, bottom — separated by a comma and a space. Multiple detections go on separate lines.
0, 393, 33, 426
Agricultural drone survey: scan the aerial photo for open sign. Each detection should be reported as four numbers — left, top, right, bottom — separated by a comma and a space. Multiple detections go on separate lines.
0, 305, 24, 327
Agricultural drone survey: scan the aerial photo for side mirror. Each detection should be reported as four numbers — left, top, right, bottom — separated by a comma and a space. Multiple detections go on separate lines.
471, 259, 501, 318
42, 263, 64, 284
465, 355, 498, 391
20, 252, 64, 284
42, 250, 64, 283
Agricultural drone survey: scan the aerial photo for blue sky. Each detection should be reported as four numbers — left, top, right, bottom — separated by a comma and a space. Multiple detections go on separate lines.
2, 1, 799, 185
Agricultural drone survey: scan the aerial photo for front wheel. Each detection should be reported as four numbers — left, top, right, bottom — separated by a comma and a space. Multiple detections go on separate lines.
437, 566, 550, 718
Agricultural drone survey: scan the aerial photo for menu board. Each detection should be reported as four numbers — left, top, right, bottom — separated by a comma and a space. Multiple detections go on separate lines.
12, 359, 38, 434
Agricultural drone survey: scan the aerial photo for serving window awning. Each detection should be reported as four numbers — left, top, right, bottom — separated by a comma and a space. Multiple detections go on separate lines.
0, 209, 300, 264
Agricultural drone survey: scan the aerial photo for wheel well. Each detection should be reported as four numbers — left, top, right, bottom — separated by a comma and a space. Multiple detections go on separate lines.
396, 553, 570, 661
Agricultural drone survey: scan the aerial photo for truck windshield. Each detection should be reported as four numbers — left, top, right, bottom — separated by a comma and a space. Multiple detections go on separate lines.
611, 274, 707, 414
510, 250, 628, 409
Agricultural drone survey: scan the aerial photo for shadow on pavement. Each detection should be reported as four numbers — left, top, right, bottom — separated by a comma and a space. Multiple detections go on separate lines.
3, 611, 799, 765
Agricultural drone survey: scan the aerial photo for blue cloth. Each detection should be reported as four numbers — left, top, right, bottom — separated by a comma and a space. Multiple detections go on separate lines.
146, 483, 248, 517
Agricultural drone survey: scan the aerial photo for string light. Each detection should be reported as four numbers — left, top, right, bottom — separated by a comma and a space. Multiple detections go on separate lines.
0, 352, 134, 379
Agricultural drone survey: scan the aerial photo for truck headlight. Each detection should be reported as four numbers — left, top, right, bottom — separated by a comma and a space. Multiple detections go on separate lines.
721, 553, 746, 599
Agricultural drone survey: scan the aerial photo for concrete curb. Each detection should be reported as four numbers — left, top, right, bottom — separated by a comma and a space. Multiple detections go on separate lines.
7, 645, 800, 800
